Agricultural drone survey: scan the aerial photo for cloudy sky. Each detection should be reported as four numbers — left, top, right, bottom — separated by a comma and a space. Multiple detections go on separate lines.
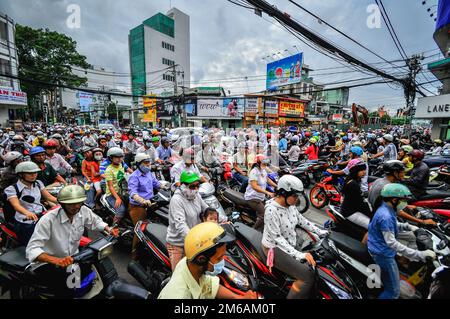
0, 0, 442, 113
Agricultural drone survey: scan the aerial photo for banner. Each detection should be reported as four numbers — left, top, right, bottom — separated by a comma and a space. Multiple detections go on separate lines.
278, 100, 305, 117
223, 98, 244, 118
264, 100, 278, 117
78, 91, 95, 113
142, 95, 157, 123
436, 0, 450, 30
197, 99, 243, 118
157, 98, 197, 117
245, 98, 260, 116
0, 87, 27, 106
266, 53, 303, 90
331, 114, 343, 122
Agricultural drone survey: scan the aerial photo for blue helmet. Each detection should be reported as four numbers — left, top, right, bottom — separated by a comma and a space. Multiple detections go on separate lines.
29, 146, 45, 156
313, 132, 319, 137
342, 136, 349, 142
350, 146, 363, 156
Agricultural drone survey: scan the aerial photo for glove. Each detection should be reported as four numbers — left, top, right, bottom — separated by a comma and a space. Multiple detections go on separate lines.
420, 250, 436, 262
409, 225, 420, 232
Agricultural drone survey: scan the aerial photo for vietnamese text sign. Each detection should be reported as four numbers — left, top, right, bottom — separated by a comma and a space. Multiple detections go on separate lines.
278, 100, 305, 117
266, 53, 303, 90
0, 87, 27, 106
264, 100, 278, 117
78, 91, 94, 113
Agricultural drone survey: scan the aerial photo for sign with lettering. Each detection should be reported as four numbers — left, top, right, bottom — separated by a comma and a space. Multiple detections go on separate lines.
416, 94, 450, 118
0, 87, 28, 106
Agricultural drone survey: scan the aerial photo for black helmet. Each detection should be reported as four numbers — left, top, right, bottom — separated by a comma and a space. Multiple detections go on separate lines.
383, 160, 405, 174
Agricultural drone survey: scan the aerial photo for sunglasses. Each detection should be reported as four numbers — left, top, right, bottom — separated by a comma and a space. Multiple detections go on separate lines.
188, 183, 200, 190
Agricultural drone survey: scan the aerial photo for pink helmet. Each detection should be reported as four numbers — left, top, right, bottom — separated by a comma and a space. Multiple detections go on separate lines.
347, 158, 363, 170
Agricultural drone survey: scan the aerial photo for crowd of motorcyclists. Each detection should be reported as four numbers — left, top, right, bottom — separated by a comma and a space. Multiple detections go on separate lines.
0, 122, 449, 300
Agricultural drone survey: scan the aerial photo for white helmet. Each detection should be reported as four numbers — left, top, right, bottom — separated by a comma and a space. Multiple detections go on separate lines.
15, 161, 41, 174
135, 153, 151, 164
277, 175, 304, 193
13, 135, 24, 141
383, 134, 394, 142
106, 147, 124, 158
3, 151, 23, 165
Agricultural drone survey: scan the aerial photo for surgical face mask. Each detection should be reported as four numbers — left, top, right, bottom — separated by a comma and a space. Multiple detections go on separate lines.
94, 154, 103, 161
206, 259, 225, 276
139, 164, 152, 174
181, 184, 198, 200
396, 200, 408, 213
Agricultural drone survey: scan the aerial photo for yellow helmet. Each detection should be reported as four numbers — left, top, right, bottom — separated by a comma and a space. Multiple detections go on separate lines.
184, 222, 235, 262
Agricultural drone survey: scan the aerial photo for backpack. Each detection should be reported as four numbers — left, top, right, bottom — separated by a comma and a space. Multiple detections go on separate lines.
1, 184, 22, 223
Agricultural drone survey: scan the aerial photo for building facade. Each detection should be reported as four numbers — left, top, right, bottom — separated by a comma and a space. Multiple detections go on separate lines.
0, 12, 27, 128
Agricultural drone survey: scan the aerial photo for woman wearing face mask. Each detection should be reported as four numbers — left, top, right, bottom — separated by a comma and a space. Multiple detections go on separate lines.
127, 153, 161, 260
244, 154, 277, 232
368, 183, 436, 299
166, 171, 209, 271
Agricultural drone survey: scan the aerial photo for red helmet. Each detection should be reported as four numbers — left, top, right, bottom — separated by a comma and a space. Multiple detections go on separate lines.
409, 149, 425, 161
305, 132, 311, 138
43, 139, 58, 148
267, 133, 272, 139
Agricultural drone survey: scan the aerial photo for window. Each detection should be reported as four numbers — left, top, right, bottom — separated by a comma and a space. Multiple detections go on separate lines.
0, 58, 12, 87
162, 58, 175, 66
0, 21, 7, 42
163, 74, 175, 82
161, 41, 175, 52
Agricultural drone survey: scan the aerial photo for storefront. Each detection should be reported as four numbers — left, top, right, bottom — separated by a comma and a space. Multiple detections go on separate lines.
278, 98, 307, 126
416, 94, 450, 140
0, 87, 27, 128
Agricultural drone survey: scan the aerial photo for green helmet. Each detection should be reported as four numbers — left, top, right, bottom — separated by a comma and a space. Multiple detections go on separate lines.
180, 171, 200, 184
151, 136, 160, 142
380, 183, 412, 199
401, 145, 413, 154
312, 136, 320, 141
58, 185, 87, 204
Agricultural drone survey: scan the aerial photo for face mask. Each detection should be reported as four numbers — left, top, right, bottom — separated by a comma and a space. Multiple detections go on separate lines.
139, 164, 151, 174
181, 184, 198, 200
396, 200, 408, 213
94, 155, 103, 161
206, 259, 225, 276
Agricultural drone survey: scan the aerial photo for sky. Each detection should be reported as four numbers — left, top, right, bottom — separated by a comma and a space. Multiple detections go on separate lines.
0, 0, 442, 113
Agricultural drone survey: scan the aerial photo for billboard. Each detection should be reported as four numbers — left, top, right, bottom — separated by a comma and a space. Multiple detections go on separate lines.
266, 53, 303, 90
436, 0, 450, 30
197, 99, 244, 118
78, 91, 95, 113
264, 100, 279, 117
278, 100, 305, 117
157, 98, 197, 117
416, 94, 450, 118
142, 95, 157, 123
0, 87, 27, 106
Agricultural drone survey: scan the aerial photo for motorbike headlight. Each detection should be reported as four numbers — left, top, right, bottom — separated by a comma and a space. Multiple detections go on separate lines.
324, 280, 353, 299
204, 199, 220, 210
222, 267, 250, 291
97, 242, 114, 260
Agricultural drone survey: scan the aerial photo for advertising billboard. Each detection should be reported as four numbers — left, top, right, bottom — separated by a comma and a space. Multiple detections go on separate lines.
278, 100, 305, 117
264, 100, 279, 117
0, 87, 27, 106
436, 0, 450, 30
266, 53, 303, 90
223, 98, 244, 118
78, 91, 95, 113
157, 99, 197, 117
197, 99, 244, 118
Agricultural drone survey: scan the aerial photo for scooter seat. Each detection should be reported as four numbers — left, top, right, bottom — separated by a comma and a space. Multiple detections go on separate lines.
419, 191, 450, 200
0, 246, 29, 271
329, 231, 373, 266
234, 222, 266, 262
223, 189, 251, 208
144, 223, 168, 254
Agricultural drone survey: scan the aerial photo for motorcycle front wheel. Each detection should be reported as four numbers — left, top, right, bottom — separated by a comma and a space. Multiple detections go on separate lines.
309, 186, 328, 209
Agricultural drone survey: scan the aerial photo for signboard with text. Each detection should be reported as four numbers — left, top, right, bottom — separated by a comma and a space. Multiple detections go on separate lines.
416, 94, 450, 118
266, 53, 303, 90
0, 87, 27, 106
278, 100, 305, 117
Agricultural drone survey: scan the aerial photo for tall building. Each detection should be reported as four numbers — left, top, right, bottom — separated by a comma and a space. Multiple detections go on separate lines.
129, 7, 190, 98
0, 12, 27, 128
416, 0, 450, 140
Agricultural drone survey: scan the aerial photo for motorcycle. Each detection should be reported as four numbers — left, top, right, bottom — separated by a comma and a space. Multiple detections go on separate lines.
127, 221, 259, 298
0, 231, 149, 299
309, 175, 342, 210
410, 191, 450, 210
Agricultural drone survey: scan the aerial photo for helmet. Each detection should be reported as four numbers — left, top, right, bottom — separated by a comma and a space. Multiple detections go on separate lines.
277, 175, 304, 193
352, 141, 363, 148
347, 158, 363, 170
383, 134, 394, 142
434, 139, 443, 145
185, 222, 235, 262
400, 139, 410, 145
3, 151, 23, 165
309, 138, 317, 144
180, 171, 200, 184
81, 146, 91, 154
151, 129, 160, 136
151, 136, 160, 142
92, 148, 103, 154
8, 131, 15, 137
350, 146, 363, 156
135, 153, 151, 164
313, 132, 319, 137
29, 146, 46, 156
342, 136, 349, 142
105, 130, 114, 136
107, 147, 124, 158
339, 132, 346, 137
305, 132, 311, 138
43, 139, 58, 148
409, 149, 425, 161
15, 161, 41, 174
267, 133, 272, 139
161, 137, 170, 144
349, 161, 367, 175
57, 185, 87, 204
383, 160, 405, 174
255, 154, 266, 163
36, 131, 44, 136
312, 136, 320, 141
51, 133, 63, 140
97, 135, 106, 141
12, 135, 24, 141
291, 136, 299, 143
400, 145, 413, 154
143, 136, 152, 143
380, 183, 412, 199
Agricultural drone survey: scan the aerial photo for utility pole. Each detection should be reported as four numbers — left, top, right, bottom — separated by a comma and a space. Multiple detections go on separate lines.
172, 65, 180, 127
404, 54, 423, 137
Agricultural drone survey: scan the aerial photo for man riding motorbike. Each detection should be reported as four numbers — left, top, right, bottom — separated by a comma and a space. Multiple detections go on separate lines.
262, 175, 328, 299
30, 146, 67, 187
371, 134, 398, 162
0, 151, 23, 193
44, 139, 73, 177
170, 148, 208, 188
401, 150, 429, 200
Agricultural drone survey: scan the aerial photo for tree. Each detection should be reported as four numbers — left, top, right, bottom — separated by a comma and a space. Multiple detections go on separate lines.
15, 25, 91, 121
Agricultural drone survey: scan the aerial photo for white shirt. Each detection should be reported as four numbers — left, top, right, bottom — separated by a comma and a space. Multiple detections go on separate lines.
170, 161, 202, 184
26, 206, 108, 262
136, 145, 159, 163
5, 180, 45, 224
244, 167, 267, 201
46, 153, 72, 173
